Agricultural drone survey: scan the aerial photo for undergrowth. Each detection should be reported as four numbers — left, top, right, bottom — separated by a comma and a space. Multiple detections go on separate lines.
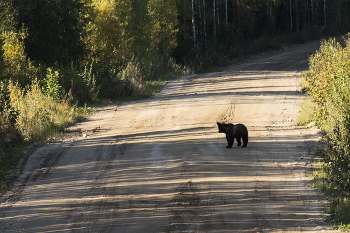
313, 162, 350, 231
8, 80, 92, 142
0, 70, 182, 195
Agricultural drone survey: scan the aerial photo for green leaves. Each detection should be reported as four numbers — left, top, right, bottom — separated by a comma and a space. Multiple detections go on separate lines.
305, 36, 350, 229
43, 68, 63, 100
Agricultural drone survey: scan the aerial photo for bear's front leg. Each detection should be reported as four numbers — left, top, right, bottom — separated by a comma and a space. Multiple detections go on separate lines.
226, 135, 234, 148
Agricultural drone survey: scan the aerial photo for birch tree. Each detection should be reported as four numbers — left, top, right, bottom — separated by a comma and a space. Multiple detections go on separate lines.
192, 0, 196, 42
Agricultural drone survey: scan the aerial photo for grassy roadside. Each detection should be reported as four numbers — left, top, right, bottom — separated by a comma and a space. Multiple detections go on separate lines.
295, 99, 315, 126
0, 72, 183, 195
0, 105, 92, 195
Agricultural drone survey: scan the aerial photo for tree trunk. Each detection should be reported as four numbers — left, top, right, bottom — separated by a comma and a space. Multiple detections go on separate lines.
203, 0, 206, 38
192, 0, 196, 42
295, 0, 299, 31
290, 0, 293, 31
213, 0, 216, 37
225, 0, 228, 26
324, 0, 326, 27
217, 0, 220, 31
311, 0, 313, 21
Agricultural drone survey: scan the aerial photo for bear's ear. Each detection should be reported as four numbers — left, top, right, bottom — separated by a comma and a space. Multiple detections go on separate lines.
217, 122, 221, 126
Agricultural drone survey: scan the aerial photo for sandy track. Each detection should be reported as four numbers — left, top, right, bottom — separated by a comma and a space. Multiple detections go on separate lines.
0, 42, 339, 232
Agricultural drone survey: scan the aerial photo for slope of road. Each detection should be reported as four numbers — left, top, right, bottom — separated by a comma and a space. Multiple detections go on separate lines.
0, 42, 339, 232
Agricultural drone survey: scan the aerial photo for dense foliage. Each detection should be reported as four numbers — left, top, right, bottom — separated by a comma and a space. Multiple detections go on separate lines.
302, 37, 350, 229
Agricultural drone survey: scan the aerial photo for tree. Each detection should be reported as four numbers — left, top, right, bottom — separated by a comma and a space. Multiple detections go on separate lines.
87, 0, 132, 68
148, 0, 178, 56
13, 0, 92, 66
0, 0, 16, 79
128, 0, 151, 57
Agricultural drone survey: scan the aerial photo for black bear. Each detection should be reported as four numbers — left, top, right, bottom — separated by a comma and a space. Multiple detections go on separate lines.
217, 122, 248, 148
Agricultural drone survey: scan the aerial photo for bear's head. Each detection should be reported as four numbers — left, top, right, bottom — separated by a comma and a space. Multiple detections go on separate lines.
217, 122, 234, 133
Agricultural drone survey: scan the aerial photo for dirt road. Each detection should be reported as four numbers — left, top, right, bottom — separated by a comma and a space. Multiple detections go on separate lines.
1, 42, 339, 232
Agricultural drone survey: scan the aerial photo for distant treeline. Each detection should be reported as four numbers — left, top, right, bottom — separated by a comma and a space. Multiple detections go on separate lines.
1, 1, 350, 87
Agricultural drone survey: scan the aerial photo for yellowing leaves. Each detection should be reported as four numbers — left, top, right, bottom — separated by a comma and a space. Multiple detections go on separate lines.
1, 30, 27, 75
8, 80, 89, 141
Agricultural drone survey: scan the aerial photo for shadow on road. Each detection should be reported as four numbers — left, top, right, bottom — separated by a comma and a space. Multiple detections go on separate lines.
1, 122, 326, 232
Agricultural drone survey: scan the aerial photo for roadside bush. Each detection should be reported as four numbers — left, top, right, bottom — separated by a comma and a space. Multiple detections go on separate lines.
302, 36, 350, 230
43, 68, 64, 100
59, 65, 98, 105
8, 80, 89, 141
95, 60, 142, 100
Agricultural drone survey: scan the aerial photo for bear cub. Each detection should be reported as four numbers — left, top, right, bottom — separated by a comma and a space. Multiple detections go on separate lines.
217, 122, 248, 148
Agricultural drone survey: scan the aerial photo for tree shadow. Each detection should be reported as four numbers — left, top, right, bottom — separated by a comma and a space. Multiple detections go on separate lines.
1, 124, 329, 232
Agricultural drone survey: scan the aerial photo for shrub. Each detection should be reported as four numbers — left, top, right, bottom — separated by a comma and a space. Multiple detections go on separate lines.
8, 80, 89, 141
43, 68, 64, 100
303, 36, 350, 229
94, 61, 143, 100
59, 64, 98, 105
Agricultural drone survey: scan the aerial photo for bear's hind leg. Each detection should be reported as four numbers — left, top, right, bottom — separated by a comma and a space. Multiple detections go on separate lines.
242, 135, 248, 147
236, 137, 241, 147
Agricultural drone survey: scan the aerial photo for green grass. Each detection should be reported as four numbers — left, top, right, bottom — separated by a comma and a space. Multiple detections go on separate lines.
295, 99, 315, 126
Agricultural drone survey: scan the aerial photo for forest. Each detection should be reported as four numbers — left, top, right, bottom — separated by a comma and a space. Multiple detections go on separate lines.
1, 0, 350, 205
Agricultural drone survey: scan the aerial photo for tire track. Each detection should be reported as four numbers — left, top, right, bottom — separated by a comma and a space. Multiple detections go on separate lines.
64, 138, 130, 232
